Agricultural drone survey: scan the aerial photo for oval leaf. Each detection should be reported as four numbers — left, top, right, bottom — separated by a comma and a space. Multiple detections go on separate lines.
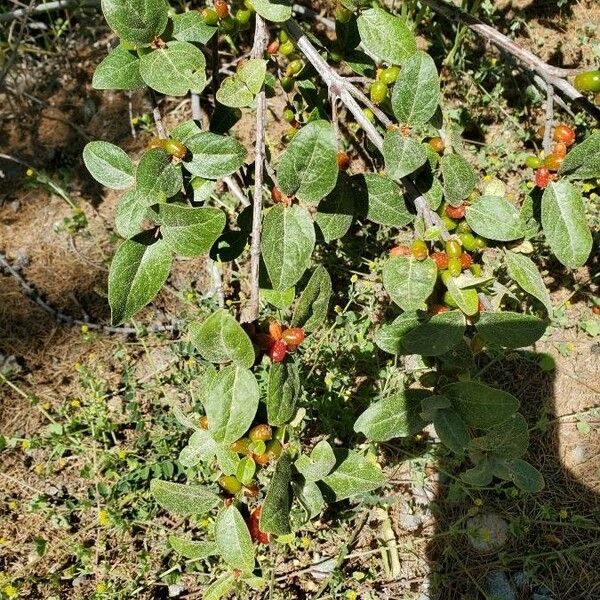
475, 311, 547, 349
171, 11, 217, 43
505, 251, 552, 315
441, 153, 478, 206
101, 0, 168, 45
383, 130, 427, 180
361, 173, 414, 227
291, 265, 332, 331
189, 309, 255, 368
401, 310, 466, 356
252, 0, 292, 22
558, 131, 600, 180
108, 232, 172, 325
261, 204, 316, 290
541, 180, 592, 268
150, 479, 220, 516
315, 175, 355, 241
391, 51, 439, 126
215, 505, 255, 571
92, 45, 144, 90
168, 536, 217, 559
433, 407, 470, 454
267, 360, 300, 426
470, 413, 529, 459
135, 148, 183, 206
260, 453, 293, 535
83, 141, 134, 190
294, 440, 336, 482
465, 195, 524, 241
277, 120, 338, 204
382, 255, 437, 311
114, 189, 146, 238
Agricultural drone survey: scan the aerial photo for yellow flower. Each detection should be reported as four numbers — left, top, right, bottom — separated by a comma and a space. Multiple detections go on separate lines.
346, 591, 357, 600
301, 537, 311, 549
334, 305, 342, 314
185, 357, 195, 366
3, 584, 18, 598
33, 465, 44, 476
8, 501, 18, 511
80, 324, 89, 334
367, 261, 376, 270
490, 57, 497, 66
41, 401, 51, 411
70, 399, 81, 408
117, 450, 127, 460
473, 498, 484, 507
96, 582, 107, 593
226, 299, 233, 307
21, 439, 30, 450
98, 509, 109, 526
26, 168, 34, 177
131, 117, 139, 125
350, 274, 358, 283
559, 508, 568, 519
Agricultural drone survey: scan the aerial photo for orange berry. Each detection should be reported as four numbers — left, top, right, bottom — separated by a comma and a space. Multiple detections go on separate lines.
281, 327, 305, 347
214, 0, 229, 19
553, 124, 576, 146
460, 253, 472, 269
389, 245, 411, 257
336, 151, 350, 171
429, 136, 445, 154
199, 415, 209, 430
445, 204, 465, 219
431, 251, 449, 270
268, 320, 283, 340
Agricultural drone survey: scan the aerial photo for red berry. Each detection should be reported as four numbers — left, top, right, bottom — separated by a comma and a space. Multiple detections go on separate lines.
389, 245, 411, 257
460, 253, 472, 269
445, 204, 465, 219
553, 124, 576, 146
478, 299, 486, 313
281, 327, 305, 347
534, 168, 551, 189
247, 507, 270, 545
430, 304, 449, 315
268, 320, 282, 340
431, 251, 449, 270
214, 0, 229, 19
267, 40, 280, 54
268, 340, 287, 362
271, 186, 290, 205
336, 151, 350, 171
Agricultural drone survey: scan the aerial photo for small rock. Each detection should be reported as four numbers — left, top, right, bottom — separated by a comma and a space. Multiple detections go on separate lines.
485, 570, 516, 600
467, 513, 509, 553
72, 575, 87, 587
9, 200, 20, 212
398, 512, 422, 531
168, 584, 184, 597
570, 445, 587, 465
310, 556, 336, 580
511, 570, 528, 589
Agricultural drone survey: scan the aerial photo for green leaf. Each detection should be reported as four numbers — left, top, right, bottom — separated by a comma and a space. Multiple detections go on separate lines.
83, 141, 134, 190
465, 196, 524, 241
315, 176, 355, 242
433, 407, 470, 454
441, 153, 478, 206
216, 59, 267, 108
267, 360, 300, 426
236, 456, 256, 486
470, 413, 529, 459
260, 453, 293, 535
277, 120, 338, 204
92, 45, 144, 90
292, 479, 325, 520
204, 575, 236, 600
168, 536, 218, 559
150, 479, 220, 516
475, 311, 547, 348
505, 251, 552, 315
139, 41, 207, 96
391, 51, 439, 126
383, 130, 427, 179
101, 0, 168, 45
135, 148, 182, 206
445, 277, 479, 316
356, 7, 417, 64
321, 449, 385, 501
382, 256, 437, 311
442, 381, 519, 429
503, 459, 545, 492
252, 0, 292, 22
114, 190, 146, 238
171, 11, 217, 43
215, 505, 255, 571
295, 440, 336, 482
374, 313, 421, 355
401, 310, 466, 356
558, 131, 600, 180
420, 394, 451, 421
171, 121, 247, 179
178, 428, 218, 468
354, 388, 428, 441
361, 173, 414, 227
261, 287, 296, 309
541, 181, 592, 268
189, 309, 255, 368
291, 265, 332, 332
148, 205, 225, 257
261, 204, 315, 290
108, 232, 172, 324
203, 366, 259, 444
460, 460, 493, 487
215, 444, 240, 476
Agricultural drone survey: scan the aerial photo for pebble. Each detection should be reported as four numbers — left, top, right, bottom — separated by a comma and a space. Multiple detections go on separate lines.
485, 570, 516, 600
467, 513, 509, 553
570, 445, 587, 465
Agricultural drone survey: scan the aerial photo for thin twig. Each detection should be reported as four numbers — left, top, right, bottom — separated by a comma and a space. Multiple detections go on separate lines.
150, 90, 167, 139
190, 92, 202, 125
285, 19, 450, 239
0, 252, 175, 334
242, 14, 269, 324
211, 35, 220, 100
223, 175, 251, 207
420, 0, 600, 120
0, 0, 98, 22
542, 83, 554, 155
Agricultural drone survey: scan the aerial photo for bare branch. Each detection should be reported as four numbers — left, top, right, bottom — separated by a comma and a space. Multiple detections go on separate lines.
223, 175, 251, 207
0, 0, 98, 23
243, 14, 269, 324
150, 90, 167, 139
542, 84, 554, 155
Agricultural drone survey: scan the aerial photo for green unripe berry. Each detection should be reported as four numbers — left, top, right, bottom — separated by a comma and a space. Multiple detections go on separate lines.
411, 239, 428, 261
335, 5, 353, 22
445, 239, 462, 258
278, 29, 289, 43
456, 220, 471, 234
236, 7, 253, 25
380, 66, 400, 85
329, 47, 343, 62
362, 107, 375, 122
201, 7, 219, 25
473, 236, 487, 249
447, 256, 462, 277
220, 15, 238, 33
439, 270, 452, 286
218, 475, 242, 494
525, 155, 542, 169
469, 264, 483, 277
281, 76, 294, 92
459, 232, 478, 252
286, 59, 303, 76
370, 80, 388, 104
243, 0, 254, 9
574, 70, 600, 93
279, 40, 294, 55
283, 108, 295, 122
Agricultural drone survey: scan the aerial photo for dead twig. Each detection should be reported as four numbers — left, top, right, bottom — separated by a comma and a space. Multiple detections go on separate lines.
543, 83, 555, 155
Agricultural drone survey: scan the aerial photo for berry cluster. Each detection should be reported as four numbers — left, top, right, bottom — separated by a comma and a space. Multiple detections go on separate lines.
255, 320, 306, 362
201, 0, 254, 34
524, 123, 576, 189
